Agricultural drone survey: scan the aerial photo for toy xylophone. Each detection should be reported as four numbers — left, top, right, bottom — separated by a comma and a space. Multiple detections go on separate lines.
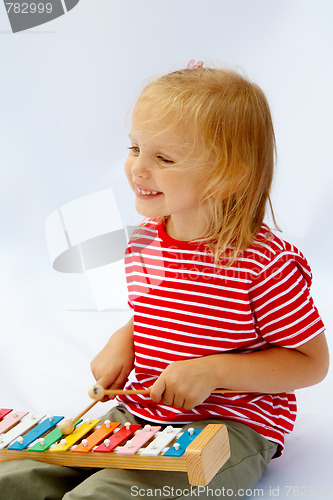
0, 408, 230, 486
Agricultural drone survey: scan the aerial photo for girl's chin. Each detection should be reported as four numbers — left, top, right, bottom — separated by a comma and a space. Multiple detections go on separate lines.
134, 203, 166, 220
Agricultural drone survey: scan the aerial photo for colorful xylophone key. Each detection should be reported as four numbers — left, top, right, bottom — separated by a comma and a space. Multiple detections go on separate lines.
0, 412, 44, 450
73, 420, 121, 453
8, 416, 64, 451
0, 409, 12, 421
164, 427, 203, 457
116, 424, 161, 456
29, 419, 83, 452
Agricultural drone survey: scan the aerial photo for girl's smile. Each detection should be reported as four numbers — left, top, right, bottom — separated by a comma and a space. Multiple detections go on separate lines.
134, 183, 163, 198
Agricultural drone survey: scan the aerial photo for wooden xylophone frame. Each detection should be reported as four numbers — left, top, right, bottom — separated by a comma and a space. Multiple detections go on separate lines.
0, 415, 230, 486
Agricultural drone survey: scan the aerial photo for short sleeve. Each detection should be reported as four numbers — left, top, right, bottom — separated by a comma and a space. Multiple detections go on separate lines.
249, 250, 325, 348
124, 220, 160, 310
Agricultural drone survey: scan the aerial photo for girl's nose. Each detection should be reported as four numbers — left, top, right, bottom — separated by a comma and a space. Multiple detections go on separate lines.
131, 156, 150, 178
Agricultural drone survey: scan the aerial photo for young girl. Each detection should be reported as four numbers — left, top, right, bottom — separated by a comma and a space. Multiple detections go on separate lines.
0, 64, 329, 499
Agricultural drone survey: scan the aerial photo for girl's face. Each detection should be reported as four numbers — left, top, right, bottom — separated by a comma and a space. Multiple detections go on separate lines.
125, 119, 208, 240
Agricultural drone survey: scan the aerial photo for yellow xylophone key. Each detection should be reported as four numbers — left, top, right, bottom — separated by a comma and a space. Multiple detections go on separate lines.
50, 420, 100, 452
73, 421, 121, 453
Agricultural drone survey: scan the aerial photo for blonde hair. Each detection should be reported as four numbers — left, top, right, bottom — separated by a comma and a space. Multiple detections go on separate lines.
133, 66, 278, 264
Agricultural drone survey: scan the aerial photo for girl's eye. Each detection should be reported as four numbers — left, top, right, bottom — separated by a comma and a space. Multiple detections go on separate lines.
156, 155, 174, 165
127, 147, 174, 165
128, 146, 140, 155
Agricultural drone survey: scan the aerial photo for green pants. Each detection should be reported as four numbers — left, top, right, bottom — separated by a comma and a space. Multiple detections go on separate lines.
0, 406, 277, 499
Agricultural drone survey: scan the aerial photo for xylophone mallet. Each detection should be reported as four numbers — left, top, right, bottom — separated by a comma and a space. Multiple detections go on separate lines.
58, 399, 99, 435
88, 384, 252, 401
88, 385, 151, 400
58, 387, 149, 435
59, 385, 252, 436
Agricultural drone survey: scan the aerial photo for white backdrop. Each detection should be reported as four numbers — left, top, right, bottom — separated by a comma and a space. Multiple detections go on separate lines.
0, 1, 332, 497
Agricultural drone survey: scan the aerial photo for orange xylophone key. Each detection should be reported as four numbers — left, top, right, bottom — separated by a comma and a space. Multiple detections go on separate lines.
73, 421, 121, 453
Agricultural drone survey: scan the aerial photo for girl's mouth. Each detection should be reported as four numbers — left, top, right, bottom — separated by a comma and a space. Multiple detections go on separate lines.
135, 186, 163, 198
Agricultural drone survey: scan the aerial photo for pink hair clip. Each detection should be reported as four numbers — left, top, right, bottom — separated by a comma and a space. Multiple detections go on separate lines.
186, 59, 204, 69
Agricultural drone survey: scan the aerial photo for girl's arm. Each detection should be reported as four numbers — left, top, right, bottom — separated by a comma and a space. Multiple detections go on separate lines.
149, 332, 329, 410
207, 331, 329, 393
90, 316, 135, 396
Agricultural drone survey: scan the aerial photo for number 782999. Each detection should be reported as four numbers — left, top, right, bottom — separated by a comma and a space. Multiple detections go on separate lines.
6, 3, 53, 14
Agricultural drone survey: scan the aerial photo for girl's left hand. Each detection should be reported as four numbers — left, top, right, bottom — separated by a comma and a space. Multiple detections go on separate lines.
149, 357, 217, 410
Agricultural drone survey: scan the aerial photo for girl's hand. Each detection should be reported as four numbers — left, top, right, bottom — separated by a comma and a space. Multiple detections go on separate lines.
149, 357, 217, 411
90, 318, 134, 400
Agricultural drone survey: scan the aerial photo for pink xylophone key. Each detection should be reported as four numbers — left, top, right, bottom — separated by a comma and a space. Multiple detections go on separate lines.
116, 424, 161, 455
0, 411, 28, 434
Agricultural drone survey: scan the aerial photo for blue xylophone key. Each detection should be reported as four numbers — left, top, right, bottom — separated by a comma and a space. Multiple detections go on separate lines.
163, 427, 202, 457
8, 416, 64, 450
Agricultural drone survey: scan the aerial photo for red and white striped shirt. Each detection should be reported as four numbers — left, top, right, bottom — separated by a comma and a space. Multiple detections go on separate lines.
117, 219, 325, 454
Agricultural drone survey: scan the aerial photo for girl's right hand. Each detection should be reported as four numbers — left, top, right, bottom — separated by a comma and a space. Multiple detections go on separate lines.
90, 317, 135, 400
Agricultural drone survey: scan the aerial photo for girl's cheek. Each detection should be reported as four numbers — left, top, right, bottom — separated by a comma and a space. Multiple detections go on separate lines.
124, 159, 133, 184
